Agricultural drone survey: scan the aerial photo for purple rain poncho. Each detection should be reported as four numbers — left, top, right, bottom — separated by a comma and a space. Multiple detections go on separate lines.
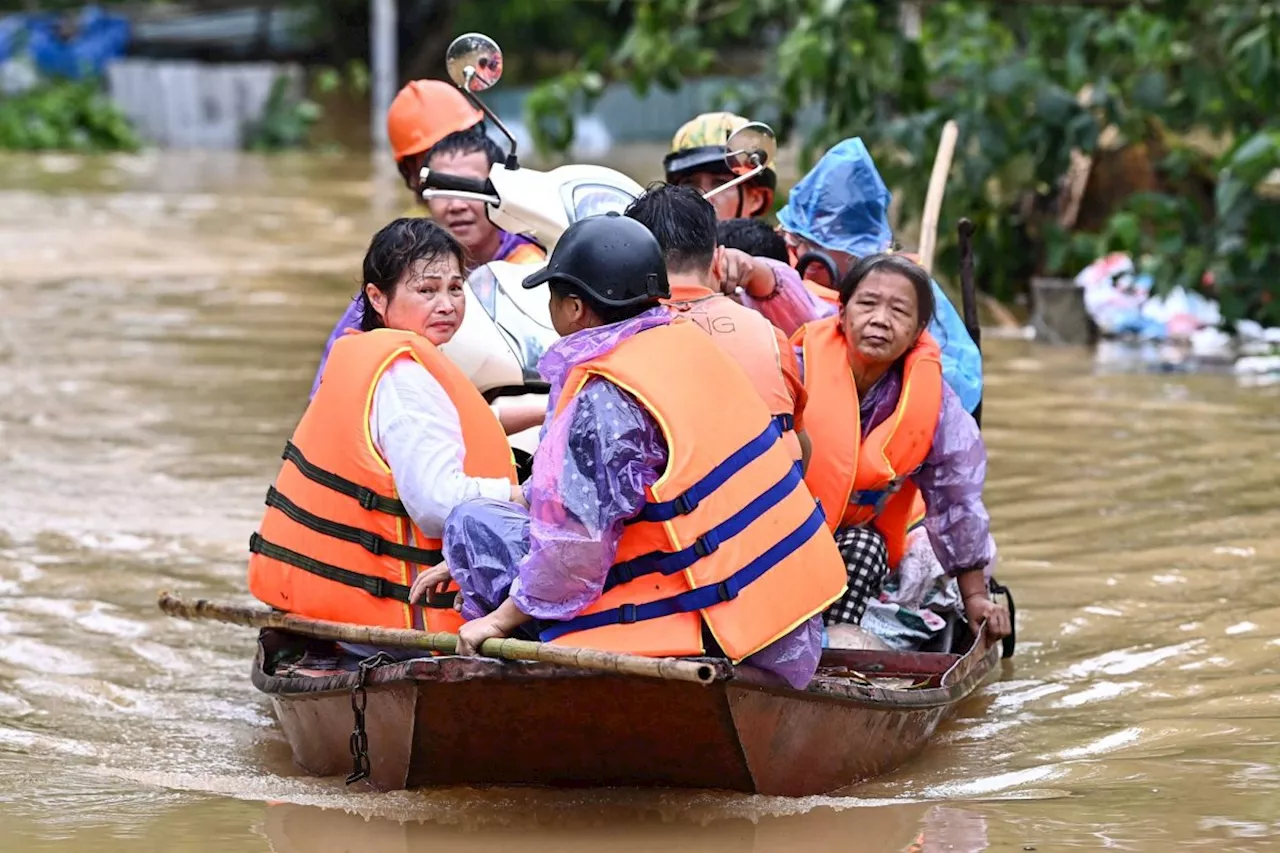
309, 230, 542, 399
441, 306, 825, 690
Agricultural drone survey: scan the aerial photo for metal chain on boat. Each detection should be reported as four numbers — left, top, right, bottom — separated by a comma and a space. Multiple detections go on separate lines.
346, 651, 395, 785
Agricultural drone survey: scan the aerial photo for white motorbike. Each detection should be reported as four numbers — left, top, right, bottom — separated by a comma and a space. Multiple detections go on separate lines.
423, 33, 778, 472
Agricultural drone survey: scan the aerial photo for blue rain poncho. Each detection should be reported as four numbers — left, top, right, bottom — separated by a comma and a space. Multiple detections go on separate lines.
775, 138, 984, 413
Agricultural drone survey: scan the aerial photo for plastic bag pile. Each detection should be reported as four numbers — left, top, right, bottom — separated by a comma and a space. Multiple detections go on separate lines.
1075, 252, 1280, 378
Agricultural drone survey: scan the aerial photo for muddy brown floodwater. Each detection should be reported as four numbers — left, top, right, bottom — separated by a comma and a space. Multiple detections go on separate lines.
1, 150, 1278, 853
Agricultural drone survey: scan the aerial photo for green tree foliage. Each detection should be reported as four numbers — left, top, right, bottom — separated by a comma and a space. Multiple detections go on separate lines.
525, 0, 1280, 325
0, 78, 139, 152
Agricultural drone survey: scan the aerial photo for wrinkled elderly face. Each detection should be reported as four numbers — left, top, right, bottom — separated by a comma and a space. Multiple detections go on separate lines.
840, 269, 923, 366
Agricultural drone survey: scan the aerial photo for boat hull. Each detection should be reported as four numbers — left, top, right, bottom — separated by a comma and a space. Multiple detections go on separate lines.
252, 630, 999, 796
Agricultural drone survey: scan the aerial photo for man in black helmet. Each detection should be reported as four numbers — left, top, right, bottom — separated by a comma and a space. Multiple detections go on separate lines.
429, 213, 844, 690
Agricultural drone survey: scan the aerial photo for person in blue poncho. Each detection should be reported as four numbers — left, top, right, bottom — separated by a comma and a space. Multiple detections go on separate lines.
719, 138, 984, 414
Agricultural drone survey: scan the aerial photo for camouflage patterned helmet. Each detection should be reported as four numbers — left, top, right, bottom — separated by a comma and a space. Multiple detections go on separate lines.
663, 112, 778, 190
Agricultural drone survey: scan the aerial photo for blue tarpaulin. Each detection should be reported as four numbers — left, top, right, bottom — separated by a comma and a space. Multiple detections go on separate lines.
0, 6, 129, 80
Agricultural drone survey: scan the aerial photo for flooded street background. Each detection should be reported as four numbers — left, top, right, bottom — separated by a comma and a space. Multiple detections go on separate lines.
1, 151, 1278, 852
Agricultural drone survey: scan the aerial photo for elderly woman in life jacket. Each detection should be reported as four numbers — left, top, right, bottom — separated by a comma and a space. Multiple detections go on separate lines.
792, 253, 1011, 642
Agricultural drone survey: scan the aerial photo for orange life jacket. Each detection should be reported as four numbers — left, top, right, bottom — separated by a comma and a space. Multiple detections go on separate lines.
795, 316, 943, 567
663, 282, 801, 460
537, 320, 846, 661
804, 279, 841, 306
502, 241, 547, 265
247, 329, 516, 632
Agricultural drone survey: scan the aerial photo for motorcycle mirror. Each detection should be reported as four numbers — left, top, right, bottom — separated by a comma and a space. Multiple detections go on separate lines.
446, 33, 503, 92
703, 121, 777, 202
444, 32, 520, 170
724, 121, 777, 175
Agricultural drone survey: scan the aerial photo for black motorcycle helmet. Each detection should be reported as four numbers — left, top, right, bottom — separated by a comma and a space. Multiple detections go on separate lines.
522, 213, 670, 308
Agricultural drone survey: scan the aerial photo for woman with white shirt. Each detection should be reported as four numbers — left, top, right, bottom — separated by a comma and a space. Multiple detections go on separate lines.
247, 219, 538, 641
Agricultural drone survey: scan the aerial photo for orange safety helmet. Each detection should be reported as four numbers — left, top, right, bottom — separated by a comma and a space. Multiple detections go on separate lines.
386, 79, 484, 163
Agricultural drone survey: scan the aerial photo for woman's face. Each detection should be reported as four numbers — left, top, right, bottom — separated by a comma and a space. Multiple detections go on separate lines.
365, 253, 466, 345
841, 269, 923, 366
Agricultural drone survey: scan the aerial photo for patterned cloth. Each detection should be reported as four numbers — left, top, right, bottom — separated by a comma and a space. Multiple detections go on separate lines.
823, 525, 890, 626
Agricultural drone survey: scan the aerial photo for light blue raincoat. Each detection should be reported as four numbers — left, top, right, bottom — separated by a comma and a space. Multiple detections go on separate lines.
777, 138, 984, 414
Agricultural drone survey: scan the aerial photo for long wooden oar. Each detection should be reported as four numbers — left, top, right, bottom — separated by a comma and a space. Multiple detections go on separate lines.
158, 591, 716, 685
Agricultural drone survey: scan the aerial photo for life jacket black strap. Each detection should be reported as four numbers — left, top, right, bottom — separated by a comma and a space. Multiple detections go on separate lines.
281, 441, 407, 516
264, 486, 443, 566
249, 532, 413, 602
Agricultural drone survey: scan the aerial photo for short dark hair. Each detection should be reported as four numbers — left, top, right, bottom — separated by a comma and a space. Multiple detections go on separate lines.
837, 253, 936, 329
427, 125, 504, 165
716, 217, 788, 262
623, 182, 717, 276
547, 279, 653, 325
398, 125, 503, 189
359, 218, 465, 331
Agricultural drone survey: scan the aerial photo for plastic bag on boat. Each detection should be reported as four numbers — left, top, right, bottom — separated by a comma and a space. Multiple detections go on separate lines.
860, 528, 975, 651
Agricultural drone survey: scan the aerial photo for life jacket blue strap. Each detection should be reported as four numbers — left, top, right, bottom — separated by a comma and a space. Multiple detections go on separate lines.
604, 462, 804, 592
633, 416, 786, 524
538, 504, 826, 643
853, 488, 888, 507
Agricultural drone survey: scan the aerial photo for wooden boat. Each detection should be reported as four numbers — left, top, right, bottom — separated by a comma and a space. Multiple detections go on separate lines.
251, 625, 1000, 796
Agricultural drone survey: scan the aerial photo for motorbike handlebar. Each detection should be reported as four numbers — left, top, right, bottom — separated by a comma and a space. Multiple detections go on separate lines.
421, 169, 497, 196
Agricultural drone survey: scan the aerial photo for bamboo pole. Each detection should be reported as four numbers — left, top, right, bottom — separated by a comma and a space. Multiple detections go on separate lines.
957, 217, 983, 428
157, 592, 716, 685
916, 119, 960, 275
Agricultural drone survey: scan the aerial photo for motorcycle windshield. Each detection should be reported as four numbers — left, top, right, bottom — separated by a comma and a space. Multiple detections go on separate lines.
567, 183, 635, 221
466, 264, 557, 385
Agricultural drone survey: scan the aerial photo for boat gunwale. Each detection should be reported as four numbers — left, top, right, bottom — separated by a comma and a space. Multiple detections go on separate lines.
251, 628, 998, 712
